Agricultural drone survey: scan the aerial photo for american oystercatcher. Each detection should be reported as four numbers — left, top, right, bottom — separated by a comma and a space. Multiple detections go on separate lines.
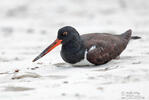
33, 26, 140, 65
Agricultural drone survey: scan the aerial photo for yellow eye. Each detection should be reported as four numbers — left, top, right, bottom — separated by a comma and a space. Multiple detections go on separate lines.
62, 32, 68, 36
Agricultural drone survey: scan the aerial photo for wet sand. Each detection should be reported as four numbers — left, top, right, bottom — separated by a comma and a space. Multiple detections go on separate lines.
0, 0, 149, 100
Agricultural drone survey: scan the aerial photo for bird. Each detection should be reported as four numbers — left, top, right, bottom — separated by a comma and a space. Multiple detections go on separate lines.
32, 26, 140, 65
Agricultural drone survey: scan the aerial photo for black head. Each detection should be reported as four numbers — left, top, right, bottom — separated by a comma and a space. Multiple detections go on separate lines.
32, 26, 80, 62
57, 26, 80, 44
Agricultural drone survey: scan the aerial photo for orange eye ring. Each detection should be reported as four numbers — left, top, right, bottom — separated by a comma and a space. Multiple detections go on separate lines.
63, 32, 68, 36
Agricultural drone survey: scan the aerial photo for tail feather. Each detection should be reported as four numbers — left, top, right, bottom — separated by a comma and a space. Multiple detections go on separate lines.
121, 29, 132, 40
121, 29, 141, 40
131, 36, 141, 40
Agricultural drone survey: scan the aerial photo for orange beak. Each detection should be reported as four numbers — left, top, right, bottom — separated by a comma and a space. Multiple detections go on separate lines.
32, 39, 62, 62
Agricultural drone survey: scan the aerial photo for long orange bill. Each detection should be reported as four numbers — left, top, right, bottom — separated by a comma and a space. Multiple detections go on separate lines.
32, 39, 62, 62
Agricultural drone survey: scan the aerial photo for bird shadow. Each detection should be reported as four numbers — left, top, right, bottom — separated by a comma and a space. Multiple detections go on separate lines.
53, 62, 111, 71
52, 55, 135, 71
53, 62, 96, 68
53, 62, 121, 72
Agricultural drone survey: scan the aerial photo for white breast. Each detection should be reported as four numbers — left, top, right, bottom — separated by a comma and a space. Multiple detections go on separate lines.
89, 45, 96, 51
71, 45, 96, 66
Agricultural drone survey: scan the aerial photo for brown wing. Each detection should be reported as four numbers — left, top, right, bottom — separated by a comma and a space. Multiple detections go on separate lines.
81, 31, 131, 65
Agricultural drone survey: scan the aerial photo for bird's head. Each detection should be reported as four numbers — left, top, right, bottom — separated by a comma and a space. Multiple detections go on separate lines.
32, 26, 80, 62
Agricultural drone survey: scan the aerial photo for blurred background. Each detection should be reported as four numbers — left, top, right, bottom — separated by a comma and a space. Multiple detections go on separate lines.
0, 0, 149, 100
0, 0, 149, 63
0, 0, 149, 32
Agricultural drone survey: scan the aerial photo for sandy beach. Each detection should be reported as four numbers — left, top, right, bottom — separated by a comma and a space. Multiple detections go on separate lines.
0, 0, 149, 100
